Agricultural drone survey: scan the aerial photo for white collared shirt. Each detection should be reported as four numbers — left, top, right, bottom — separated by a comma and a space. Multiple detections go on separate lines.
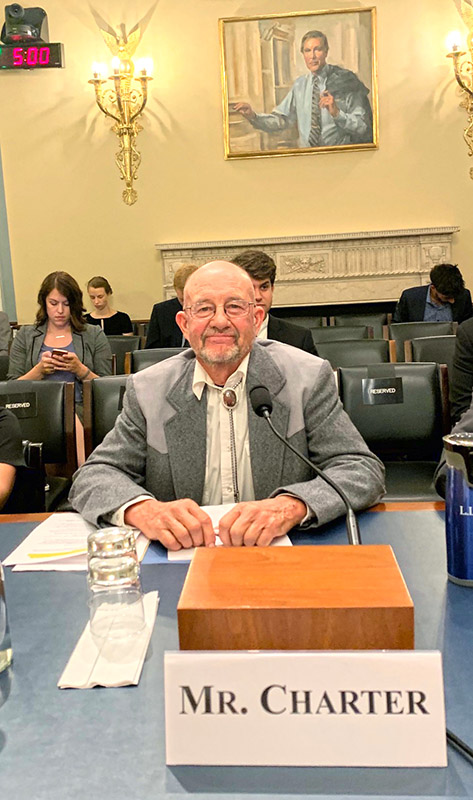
257, 315, 269, 339
192, 355, 255, 505
110, 356, 255, 525
109, 348, 311, 527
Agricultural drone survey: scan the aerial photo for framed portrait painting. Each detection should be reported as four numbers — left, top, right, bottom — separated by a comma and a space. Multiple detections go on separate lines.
219, 7, 378, 159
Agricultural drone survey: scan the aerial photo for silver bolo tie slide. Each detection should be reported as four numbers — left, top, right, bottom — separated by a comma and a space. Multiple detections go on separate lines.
221, 382, 241, 503
222, 388, 238, 408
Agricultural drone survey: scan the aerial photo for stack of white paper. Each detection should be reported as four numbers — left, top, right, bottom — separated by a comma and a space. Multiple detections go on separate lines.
3, 512, 149, 571
167, 504, 293, 562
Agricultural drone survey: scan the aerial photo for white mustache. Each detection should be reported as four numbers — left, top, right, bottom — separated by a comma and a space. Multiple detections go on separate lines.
202, 326, 237, 343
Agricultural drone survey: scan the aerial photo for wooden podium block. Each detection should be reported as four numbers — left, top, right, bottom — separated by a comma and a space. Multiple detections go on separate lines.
177, 545, 414, 651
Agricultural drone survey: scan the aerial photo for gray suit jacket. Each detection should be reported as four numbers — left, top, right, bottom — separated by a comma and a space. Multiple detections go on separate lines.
69, 340, 385, 527
434, 399, 473, 497
7, 322, 113, 380
0, 311, 10, 356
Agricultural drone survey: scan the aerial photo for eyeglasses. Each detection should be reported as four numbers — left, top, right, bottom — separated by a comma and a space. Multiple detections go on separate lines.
184, 300, 255, 320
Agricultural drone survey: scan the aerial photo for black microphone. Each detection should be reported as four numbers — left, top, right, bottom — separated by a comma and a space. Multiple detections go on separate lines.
250, 384, 361, 545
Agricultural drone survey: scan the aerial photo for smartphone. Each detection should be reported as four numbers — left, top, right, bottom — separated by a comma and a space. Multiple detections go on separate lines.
51, 348, 69, 358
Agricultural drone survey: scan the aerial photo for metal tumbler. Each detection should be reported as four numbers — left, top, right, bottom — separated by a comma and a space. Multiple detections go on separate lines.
444, 432, 473, 585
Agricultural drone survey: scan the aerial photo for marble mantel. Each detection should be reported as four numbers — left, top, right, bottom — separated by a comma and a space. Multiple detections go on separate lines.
155, 227, 459, 307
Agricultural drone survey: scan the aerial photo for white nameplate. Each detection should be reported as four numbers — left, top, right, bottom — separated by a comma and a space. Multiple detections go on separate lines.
164, 651, 447, 767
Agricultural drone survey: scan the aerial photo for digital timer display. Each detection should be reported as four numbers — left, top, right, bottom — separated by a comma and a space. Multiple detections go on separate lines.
0, 42, 64, 69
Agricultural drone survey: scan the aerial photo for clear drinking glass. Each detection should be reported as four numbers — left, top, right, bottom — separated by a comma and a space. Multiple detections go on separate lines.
0, 563, 12, 672
87, 555, 146, 641
87, 526, 138, 562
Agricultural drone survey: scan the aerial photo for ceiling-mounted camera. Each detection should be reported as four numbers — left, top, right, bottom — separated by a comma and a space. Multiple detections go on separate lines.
1, 4, 49, 44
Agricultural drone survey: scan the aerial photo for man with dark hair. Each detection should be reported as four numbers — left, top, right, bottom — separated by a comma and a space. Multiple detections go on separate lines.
393, 263, 472, 323
232, 250, 318, 355
234, 29, 373, 148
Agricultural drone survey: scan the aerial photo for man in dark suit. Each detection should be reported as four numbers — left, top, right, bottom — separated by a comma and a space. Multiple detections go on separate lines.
145, 264, 198, 349
393, 263, 472, 324
435, 387, 473, 496
449, 316, 473, 423
232, 250, 318, 355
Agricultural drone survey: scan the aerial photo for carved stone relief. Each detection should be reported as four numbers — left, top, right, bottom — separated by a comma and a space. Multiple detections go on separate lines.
156, 227, 458, 307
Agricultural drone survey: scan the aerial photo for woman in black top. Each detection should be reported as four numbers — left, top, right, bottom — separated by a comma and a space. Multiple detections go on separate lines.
85, 276, 133, 335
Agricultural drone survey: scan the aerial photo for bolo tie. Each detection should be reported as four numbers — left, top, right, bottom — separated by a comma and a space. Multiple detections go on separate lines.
220, 377, 243, 504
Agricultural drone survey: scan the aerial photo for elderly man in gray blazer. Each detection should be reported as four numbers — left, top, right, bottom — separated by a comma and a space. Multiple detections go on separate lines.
70, 261, 384, 549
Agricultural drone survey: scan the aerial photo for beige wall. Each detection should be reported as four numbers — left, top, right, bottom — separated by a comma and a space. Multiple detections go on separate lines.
0, 0, 469, 322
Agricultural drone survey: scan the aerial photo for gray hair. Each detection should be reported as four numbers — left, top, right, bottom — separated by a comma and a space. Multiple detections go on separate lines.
300, 30, 329, 53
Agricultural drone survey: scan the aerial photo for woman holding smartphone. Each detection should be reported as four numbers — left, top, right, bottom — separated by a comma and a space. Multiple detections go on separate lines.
7, 271, 112, 408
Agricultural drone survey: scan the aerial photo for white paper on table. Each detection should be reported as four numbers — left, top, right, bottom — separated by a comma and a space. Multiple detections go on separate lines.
58, 591, 159, 689
167, 503, 293, 562
3, 512, 149, 571
13, 558, 86, 572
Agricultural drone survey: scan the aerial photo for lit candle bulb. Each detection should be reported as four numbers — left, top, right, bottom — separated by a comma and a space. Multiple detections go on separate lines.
111, 56, 120, 75
446, 30, 462, 53
135, 57, 154, 77
91, 61, 107, 80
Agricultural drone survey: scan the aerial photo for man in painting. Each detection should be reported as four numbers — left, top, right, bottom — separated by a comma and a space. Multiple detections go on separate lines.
234, 30, 373, 148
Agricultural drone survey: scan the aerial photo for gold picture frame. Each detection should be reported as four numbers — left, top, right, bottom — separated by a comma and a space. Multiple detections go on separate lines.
219, 7, 378, 160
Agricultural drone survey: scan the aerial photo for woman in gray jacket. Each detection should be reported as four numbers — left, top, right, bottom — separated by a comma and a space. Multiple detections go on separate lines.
8, 271, 112, 408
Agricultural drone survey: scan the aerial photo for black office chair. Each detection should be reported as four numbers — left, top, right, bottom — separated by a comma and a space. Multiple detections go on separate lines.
338, 362, 450, 501
316, 339, 390, 369
106, 334, 142, 375
0, 354, 9, 380
83, 375, 128, 458
1, 441, 46, 513
126, 347, 186, 374
132, 319, 149, 337
331, 313, 388, 339
311, 325, 373, 344
0, 380, 76, 510
271, 314, 326, 329
388, 321, 456, 362
404, 335, 457, 376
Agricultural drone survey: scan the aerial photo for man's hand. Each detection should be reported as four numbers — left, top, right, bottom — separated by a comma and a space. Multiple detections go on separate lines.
319, 91, 339, 117
124, 498, 215, 550
233, 102, 256, 121
218, 496, 306, 547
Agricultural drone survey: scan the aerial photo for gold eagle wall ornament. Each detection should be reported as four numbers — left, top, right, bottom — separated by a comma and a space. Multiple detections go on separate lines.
100, 22, 142, 66
89, 11, 156, 205
447, 0, 473, 178
461, 0, 473, 31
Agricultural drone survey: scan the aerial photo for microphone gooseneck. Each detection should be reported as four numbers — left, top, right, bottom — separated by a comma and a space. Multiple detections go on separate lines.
249, 385, 362, 546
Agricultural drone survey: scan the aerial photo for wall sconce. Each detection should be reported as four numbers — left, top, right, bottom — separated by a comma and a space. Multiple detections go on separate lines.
89, 46, 153, 205
446, 27, 473, 179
